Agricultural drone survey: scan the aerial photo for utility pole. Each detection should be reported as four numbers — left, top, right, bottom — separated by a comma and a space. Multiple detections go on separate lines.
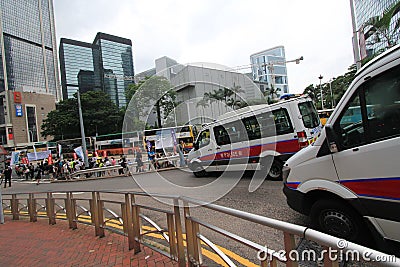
77, 90, 89, 168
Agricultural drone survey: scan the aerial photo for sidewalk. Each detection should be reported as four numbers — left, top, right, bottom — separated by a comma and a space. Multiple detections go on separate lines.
0, 217, 178, 267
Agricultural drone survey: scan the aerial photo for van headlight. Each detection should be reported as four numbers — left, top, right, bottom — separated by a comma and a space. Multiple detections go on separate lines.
282, 166, 291, 183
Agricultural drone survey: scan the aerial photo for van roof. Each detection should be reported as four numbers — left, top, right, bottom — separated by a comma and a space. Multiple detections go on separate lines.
203, 95, 311, 126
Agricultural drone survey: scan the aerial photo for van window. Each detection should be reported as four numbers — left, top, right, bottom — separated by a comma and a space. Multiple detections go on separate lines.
272, 109, 294, 135
336, 64, 400, 149
214, 125, 231, 145
364, 65, 400, 141
298, 101, 320, 128
196, 129, 210, 149
242, 116, 261, 140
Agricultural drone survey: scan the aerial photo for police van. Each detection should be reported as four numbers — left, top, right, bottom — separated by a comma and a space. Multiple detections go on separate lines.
283, 44, 400, 253
188, 96, 321, 180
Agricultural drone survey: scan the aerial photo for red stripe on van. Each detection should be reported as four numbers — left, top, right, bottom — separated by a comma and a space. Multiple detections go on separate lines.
198, 139, 301, 161
341, 178, 400, 200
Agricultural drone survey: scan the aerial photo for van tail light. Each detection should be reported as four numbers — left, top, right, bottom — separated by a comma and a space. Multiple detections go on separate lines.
297, 131, 308, 149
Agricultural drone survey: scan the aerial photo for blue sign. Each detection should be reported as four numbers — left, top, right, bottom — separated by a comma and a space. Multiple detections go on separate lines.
15, 104, 23, 117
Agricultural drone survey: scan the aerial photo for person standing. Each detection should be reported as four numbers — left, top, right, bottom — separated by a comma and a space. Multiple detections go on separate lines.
3, 165, 12, 188
178, 141, 186, 167
35, 164, 43, 185
135, 150, 143, 173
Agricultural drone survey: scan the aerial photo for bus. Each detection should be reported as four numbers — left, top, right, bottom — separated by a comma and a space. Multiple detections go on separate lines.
317, 108, 334, 126
143, 125, 198, 154
57, 137, 94, 159
94, 131, 142, 157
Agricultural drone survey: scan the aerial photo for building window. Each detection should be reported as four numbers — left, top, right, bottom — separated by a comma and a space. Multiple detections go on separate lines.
26, 106, 38, 142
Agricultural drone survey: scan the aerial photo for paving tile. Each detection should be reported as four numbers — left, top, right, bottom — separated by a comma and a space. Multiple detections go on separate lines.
0, 217, 179, 266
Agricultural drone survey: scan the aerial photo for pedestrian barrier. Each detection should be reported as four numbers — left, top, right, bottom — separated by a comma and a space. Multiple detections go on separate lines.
64, 155, 184, 180
1, 190, 398, 267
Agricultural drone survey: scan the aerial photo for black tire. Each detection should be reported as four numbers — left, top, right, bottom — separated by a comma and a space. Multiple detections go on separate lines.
192, 163, 207, 178
267, 159, 283, 181
310, 199, 370, 244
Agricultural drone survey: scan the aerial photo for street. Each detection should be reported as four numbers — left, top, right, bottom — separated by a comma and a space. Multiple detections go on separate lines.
3, 168, 308, 265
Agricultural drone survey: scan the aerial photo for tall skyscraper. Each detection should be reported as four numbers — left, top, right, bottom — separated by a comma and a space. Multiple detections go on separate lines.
59, 33, 135, 108
351, 0, 400, 62
0, 0, 59, 147
250, 46, 288, 99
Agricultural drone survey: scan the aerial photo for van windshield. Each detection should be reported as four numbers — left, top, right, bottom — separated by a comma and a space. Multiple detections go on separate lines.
298, 101, 320, 128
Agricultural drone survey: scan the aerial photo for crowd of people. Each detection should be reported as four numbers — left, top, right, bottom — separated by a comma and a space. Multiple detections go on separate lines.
2, 142, 188, 186
2, 155, 130, 185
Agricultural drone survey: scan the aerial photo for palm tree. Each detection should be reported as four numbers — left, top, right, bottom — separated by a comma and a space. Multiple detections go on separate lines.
364, 1, 400, 50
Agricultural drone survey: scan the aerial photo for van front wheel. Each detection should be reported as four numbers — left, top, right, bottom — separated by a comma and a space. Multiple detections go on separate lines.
310, 199, 370, 245
192, 163, 207, 178
267, 160, 283, 181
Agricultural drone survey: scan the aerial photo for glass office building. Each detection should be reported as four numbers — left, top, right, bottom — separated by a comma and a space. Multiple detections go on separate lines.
0, 0, 60, 96
0, 0, 60, 147
352, 0, 400, 59
59, 38, 101, 99
250, 46, 288, 99
60, 33, 134, 108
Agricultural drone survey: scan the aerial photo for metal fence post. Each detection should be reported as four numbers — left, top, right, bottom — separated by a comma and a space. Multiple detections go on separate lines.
46, 193, 56, 225
124, 193, 137, 251
323, 246, 339, 267
96, 192, 105, 237
167, 213, 177, 260
284, 232, 298, 267
65, 192, 77, 229
11, 194, 19, 220
183, 201, 196, 266
173, 198, 186, 267
28, 193, 37, 222
131, 194, 141, 254
90, 192, 99, 235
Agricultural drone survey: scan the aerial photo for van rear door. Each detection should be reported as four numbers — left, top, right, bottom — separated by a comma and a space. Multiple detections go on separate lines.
296, 100, 321, 144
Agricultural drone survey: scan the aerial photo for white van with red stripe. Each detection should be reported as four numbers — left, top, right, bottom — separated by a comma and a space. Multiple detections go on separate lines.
188, 95, 321, 180
283, 44, 400, 254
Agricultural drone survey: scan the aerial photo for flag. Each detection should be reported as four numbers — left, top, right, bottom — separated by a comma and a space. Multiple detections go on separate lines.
58, 144, 62, 158
33, 145, 38, 161
10, 151, 20, 166
74, 146, 84, 160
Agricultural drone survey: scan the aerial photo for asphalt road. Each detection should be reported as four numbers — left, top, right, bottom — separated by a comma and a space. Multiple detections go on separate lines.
4, 168, 308, 266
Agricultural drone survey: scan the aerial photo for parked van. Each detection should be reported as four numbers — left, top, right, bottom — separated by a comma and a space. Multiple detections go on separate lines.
188, 96, 321, 180
283, 44, 400, 253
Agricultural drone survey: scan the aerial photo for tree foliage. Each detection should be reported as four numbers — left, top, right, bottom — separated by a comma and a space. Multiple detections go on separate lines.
41, 91, 124, 140
364, 1, 400, 54
303, 65, 357, 109
126, 76, 180, 129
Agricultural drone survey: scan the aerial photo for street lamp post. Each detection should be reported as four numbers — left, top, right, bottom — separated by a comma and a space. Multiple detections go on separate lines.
77, 90, 89, 168
329, 79, 335, 108
318, 75, 324, 110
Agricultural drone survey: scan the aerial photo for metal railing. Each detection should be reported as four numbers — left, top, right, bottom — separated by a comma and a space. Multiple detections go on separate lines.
1, 190, 398, 267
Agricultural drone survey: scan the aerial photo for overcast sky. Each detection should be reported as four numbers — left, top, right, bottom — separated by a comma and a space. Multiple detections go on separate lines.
53, 0, 355, 94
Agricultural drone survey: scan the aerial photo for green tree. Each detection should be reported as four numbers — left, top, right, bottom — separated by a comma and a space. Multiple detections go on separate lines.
364, 1, 400, 52
41, 91, 123, 140
127, 76, 180, 129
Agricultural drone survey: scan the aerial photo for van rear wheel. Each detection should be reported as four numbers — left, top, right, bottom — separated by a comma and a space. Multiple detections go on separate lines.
310, 199, 370, 245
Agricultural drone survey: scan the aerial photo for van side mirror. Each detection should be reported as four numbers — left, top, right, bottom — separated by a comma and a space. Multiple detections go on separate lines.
325, 124, 339, 153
